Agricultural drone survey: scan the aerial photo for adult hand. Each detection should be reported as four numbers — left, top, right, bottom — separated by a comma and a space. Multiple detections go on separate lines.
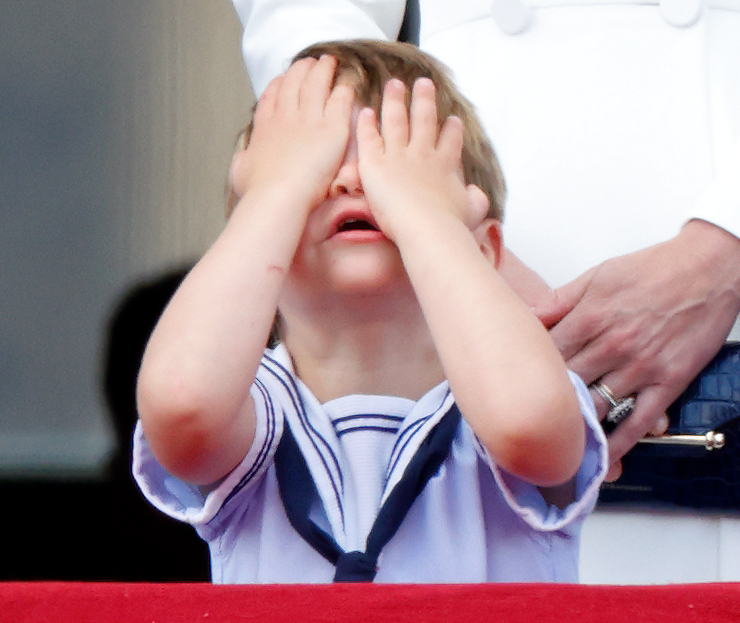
534, 219, 740, 480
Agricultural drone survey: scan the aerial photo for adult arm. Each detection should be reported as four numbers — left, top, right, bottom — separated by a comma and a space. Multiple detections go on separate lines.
534, 136, 740, 478
232, 0, 405, 96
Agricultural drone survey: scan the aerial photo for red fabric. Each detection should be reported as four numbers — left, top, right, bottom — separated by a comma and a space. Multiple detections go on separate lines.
4, 582, 740, 623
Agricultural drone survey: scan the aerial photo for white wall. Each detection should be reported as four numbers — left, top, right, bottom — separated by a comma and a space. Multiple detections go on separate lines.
581, 510, 740, 584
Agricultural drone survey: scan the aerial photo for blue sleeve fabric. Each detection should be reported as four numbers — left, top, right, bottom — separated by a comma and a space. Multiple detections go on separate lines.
132, 372, 284, 535
475, 370, 608, 535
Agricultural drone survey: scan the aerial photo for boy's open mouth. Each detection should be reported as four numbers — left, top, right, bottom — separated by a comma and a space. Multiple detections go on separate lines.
336, 218, 379, 233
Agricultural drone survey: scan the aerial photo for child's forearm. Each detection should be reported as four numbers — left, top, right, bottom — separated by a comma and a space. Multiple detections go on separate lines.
137, 55, 353, 486
396, 213, 586, 487
137, 188, 309, 485
357, 78, 585, 486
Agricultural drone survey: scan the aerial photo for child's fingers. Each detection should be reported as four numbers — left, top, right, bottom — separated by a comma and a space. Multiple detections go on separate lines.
409, 78, 438, 147
380, 79, 410, 147
253, 74, 283, 123
356, 107, 384, 160
325, 81, 355, 126
300, 55, 339, 114
275, 57, 318, 111
436, 115, 465, 165
228, 149, 250, 198
465, 184, 490, 229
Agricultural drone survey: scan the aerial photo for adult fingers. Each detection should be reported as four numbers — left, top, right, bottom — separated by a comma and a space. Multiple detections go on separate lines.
535, 268, 595, 334
605, 385, 669, 464
605, 460, 622, 482
650, 413, 670, 437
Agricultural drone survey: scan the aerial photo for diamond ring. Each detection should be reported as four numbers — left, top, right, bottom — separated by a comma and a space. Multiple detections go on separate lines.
592, 382, 636, 426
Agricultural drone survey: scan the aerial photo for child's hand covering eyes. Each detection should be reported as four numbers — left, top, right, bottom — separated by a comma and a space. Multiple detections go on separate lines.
356, 77, 489, 243
229, 55, 355, 214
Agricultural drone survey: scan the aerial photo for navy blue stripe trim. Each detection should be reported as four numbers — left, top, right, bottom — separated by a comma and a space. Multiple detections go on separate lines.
332, 414, 405, 425
387, 388, 453, 478
263, 353, 343, 489
262, 353, 345, 527
336, 425, 401, 437
219, 377, 278, 513
386, 417, 429, 478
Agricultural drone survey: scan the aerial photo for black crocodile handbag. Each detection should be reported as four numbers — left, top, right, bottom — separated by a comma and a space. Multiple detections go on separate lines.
599, 342, 740, 511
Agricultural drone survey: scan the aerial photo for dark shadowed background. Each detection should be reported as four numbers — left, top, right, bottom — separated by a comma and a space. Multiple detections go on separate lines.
0, 0, 252, 580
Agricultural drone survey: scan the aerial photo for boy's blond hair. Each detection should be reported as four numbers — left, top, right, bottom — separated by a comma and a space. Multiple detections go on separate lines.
228, 40, 507, 347
228, 39, 505, 220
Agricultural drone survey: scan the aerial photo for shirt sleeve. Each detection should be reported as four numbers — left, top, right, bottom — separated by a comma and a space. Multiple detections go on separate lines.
132, 367, 284, 531
476, 370, 609, 534
691, 138, 740, 241
232, 0, 406, 96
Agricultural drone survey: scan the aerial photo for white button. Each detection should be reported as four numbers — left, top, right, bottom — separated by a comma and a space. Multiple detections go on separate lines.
660, 0, 703, 27
491, 0, 532, 35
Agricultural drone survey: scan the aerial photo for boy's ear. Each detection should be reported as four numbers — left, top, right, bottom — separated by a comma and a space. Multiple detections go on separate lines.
474, 219, 503, 269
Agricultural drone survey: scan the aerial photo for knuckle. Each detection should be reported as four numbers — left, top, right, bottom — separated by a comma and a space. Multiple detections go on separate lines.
660, 358, 693, 390
575, 310, 604, 337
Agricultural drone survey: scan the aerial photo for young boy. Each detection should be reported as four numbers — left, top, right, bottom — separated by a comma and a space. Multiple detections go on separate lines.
134, 40, 607, 584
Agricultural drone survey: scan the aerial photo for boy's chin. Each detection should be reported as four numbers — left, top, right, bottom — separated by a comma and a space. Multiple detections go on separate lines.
328, 253, 407, 294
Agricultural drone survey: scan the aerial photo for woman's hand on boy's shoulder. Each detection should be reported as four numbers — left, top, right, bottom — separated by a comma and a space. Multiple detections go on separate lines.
356, 77, 485, 242
230, 55, 355, 213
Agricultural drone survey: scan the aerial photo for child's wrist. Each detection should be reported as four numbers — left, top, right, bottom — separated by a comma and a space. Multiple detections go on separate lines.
234, 184, 313, 221
390, 201, 472, 248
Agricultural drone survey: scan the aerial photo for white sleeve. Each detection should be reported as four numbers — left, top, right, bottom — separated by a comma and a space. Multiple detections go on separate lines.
131, 374, 283, 531
232, 0, 407, 96
691, 138, 740, 241
477, 371, 609, 534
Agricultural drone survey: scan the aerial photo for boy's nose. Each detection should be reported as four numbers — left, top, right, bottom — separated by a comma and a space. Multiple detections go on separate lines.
329, 158, 363, 198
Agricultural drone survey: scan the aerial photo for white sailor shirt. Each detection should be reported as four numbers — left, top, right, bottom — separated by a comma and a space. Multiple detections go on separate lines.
133, 344, 608, 583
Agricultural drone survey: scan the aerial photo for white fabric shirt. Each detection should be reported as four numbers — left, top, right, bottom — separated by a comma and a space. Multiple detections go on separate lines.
134, 344, 607, 584
233, 0, 740, 314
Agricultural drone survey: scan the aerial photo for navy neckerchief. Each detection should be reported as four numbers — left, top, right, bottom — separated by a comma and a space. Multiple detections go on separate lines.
274, 404, 462, 582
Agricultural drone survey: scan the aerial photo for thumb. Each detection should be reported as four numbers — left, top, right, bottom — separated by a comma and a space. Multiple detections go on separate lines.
229, 149, 250, 198
465, 184, 490, 230
534, 267, 595, 328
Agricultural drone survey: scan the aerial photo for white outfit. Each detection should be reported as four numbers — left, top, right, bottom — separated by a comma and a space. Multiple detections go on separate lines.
233, 0, 740, 296
134, 344, 607, 583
